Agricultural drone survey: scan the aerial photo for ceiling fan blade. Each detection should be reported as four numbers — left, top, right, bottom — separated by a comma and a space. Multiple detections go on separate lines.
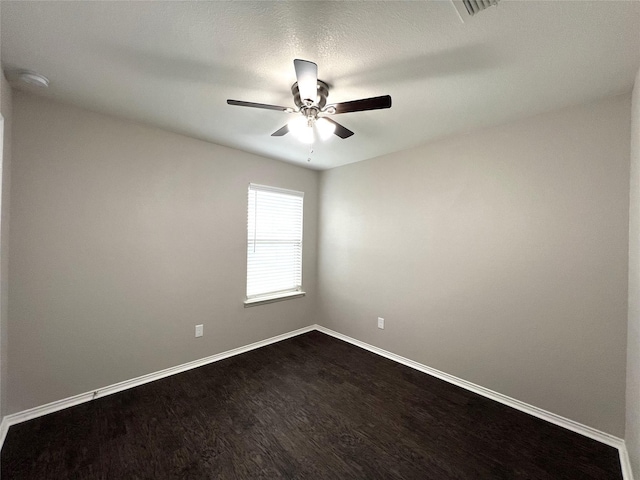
294, 59, 318, 103
227, 99, 290, 112
271, 125, 289, 136
330, 95, 392, 114
324, 118, 354, 139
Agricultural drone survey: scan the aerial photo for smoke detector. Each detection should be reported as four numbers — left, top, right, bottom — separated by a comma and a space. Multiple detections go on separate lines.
6, 69, 50, 88
451, 0, 500, 22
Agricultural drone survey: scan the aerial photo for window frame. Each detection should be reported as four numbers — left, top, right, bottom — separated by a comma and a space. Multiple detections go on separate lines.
244, 183, 305, 307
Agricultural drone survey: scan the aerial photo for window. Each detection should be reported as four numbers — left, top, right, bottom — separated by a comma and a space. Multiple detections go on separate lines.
245, 184, 304, 305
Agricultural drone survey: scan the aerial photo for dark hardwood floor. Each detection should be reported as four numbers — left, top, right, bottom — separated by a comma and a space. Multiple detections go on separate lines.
2, 331, 622, 479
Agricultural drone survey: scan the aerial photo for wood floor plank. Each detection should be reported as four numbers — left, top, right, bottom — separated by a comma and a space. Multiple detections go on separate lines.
1, 331, 623, 479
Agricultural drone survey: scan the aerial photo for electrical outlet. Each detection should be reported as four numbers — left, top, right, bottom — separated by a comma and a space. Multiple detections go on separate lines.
377, 317, 385, 329
195, 324, 203, 337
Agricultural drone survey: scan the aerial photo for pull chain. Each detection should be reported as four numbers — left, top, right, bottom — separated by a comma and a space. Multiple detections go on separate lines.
308, 144, 314, 163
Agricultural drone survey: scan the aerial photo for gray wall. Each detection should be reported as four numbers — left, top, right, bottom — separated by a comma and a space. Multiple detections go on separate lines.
8, 91, 319, 414
627, 66, 640, 477
0, 50, 12, 420
318, 94, 631, 436
0, 75, 11, 421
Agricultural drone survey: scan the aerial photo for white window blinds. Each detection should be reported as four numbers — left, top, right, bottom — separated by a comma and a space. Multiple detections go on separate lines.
247, 184, 304, 300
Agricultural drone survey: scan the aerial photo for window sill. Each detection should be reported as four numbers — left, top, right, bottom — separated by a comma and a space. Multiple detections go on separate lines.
244, 291, 306, 308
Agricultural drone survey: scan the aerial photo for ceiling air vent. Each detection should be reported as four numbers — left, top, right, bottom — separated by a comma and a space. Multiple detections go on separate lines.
464, 0, 499, 16
451, 0, 499, 22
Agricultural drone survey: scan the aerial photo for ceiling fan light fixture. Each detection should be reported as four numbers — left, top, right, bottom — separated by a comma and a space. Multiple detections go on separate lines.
287, 115, 308, 136
316, 117, 336, 141
298, 127, 315, 144
287, 116, 314, 144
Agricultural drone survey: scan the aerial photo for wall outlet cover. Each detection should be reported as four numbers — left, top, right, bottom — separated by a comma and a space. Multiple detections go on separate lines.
378, 317, 385, 329
195, 324, 203, 337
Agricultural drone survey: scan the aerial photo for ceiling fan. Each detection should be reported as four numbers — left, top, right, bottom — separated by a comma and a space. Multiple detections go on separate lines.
227, 59, 392, 143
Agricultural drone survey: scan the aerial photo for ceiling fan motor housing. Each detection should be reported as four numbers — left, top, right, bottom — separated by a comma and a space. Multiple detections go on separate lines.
292, 80, 329, 109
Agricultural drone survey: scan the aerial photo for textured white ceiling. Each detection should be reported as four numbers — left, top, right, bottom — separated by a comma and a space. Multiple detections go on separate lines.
2, 1, 639, 170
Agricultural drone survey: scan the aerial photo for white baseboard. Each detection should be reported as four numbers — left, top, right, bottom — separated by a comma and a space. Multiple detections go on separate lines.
0, 416, 9, 452
619, 442, 635, 480
0, 325, 316, 437
315, 325, 633, 480
0, 323, 633, 480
